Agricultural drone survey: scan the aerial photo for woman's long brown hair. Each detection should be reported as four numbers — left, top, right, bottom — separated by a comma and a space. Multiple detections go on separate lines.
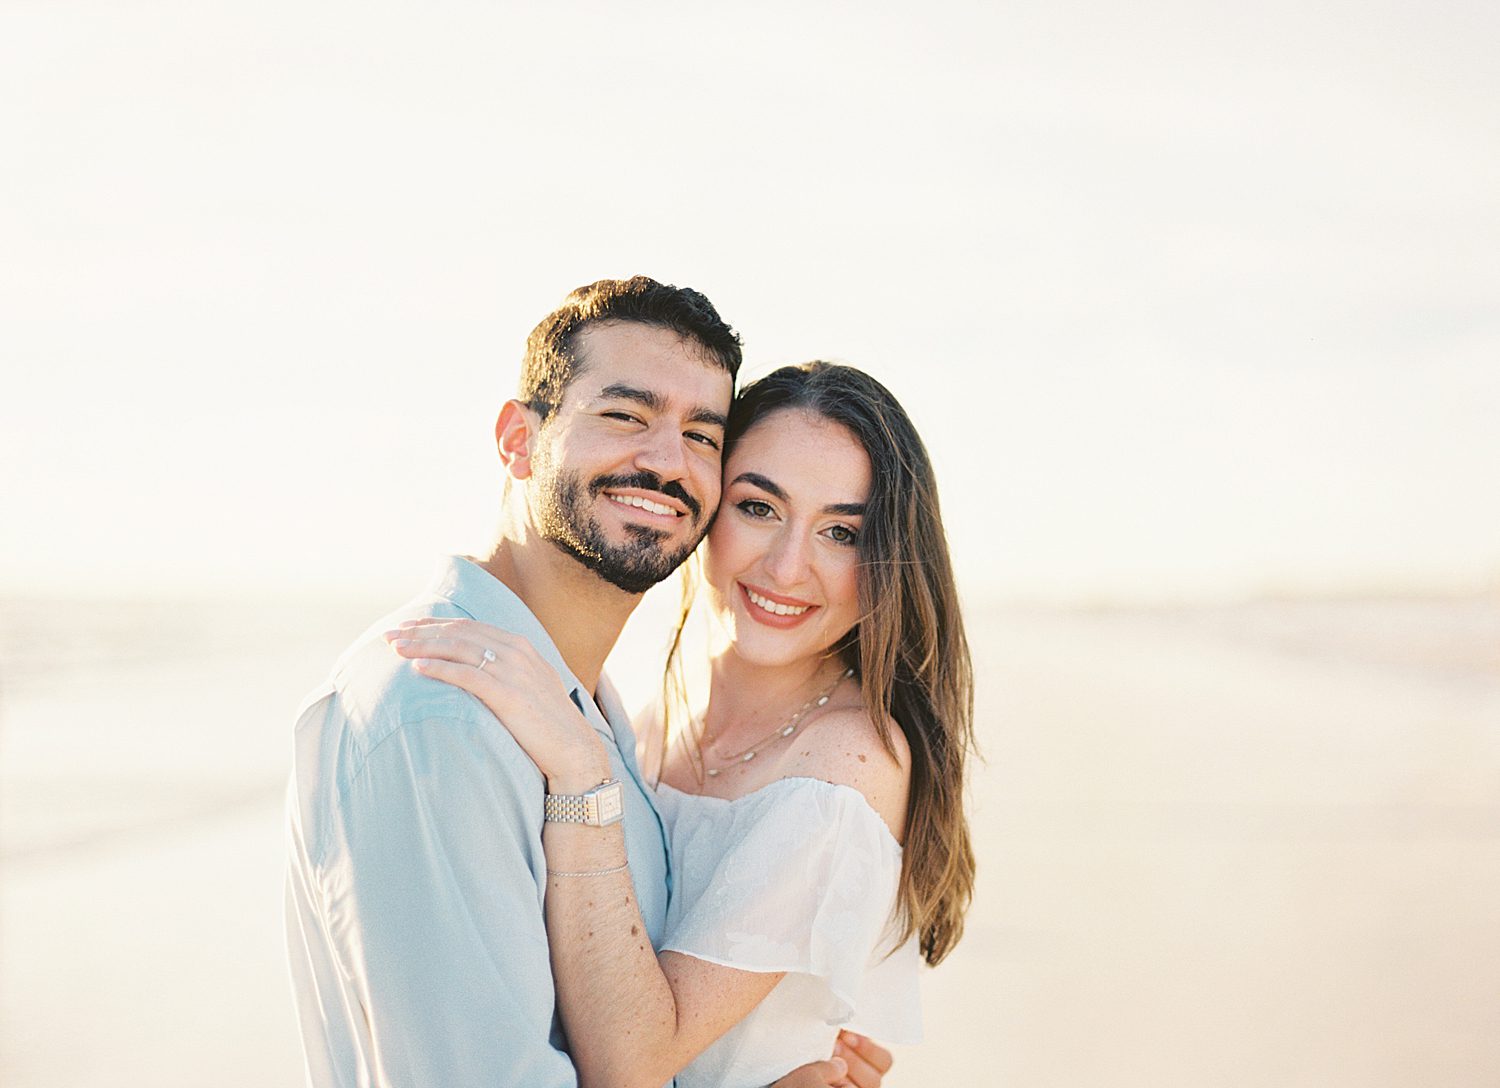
663, 362, 977, 967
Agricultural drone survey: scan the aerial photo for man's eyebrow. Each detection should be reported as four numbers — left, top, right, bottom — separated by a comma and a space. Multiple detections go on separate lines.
596, 384, 727, 430
687, 407, 728, 430
596, 383, 664, 411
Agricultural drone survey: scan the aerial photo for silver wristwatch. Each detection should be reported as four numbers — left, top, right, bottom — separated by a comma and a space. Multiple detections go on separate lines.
543, 779, 625, 826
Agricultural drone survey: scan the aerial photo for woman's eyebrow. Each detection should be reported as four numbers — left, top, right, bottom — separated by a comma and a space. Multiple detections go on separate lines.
729, 471, 786, 499
730, 472, 866, 516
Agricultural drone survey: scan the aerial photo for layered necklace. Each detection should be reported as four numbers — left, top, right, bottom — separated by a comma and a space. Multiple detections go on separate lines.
694, 666, 855, 780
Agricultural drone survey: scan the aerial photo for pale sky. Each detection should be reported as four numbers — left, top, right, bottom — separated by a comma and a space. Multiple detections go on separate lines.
3, 0, 1497, 602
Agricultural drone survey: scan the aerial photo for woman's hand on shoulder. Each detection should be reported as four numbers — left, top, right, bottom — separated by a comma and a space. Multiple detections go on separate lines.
783, 708, 911, 843
384, 618, 608, 787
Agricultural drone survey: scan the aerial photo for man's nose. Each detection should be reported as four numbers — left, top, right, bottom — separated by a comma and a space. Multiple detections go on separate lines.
633, 423, 688, 482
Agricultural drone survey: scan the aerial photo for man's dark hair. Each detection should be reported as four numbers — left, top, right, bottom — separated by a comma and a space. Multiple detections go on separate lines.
520, 276, 743, 421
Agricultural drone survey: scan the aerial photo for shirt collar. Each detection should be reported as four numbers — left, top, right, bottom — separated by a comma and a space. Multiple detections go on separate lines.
425, 555, 622, 743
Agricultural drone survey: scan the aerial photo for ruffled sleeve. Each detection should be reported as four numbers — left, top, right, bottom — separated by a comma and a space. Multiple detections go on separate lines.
656, 777, 921, 1042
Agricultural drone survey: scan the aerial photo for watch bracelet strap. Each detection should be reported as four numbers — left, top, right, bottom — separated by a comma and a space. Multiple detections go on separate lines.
543, 779, 623, 825
544, 792, 597, 824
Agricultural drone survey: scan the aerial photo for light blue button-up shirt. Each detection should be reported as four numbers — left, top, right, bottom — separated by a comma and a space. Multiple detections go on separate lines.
286, 556, 671, 1088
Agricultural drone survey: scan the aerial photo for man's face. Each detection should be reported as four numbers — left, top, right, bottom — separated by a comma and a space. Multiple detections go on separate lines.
527, 321, 733, 594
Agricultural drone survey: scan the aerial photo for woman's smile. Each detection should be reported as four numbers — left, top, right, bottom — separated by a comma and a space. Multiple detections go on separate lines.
739, 582, 820, 627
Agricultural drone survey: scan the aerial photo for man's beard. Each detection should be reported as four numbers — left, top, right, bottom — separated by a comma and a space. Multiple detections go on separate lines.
531, 453, 705, 595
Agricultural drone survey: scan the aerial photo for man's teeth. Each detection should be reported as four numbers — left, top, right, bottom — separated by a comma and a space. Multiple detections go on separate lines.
746, 589, 811, 616
606, 493, 677, 517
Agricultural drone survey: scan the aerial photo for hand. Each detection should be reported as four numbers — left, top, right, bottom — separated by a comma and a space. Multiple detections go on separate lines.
771, 1033, 892, 1088
384, 619, 609, 790
832, 1031, 893, 1088
768, 1056, 849, 1088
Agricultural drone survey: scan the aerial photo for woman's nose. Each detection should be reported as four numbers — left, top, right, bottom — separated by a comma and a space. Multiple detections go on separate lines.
761, 528, 810, 586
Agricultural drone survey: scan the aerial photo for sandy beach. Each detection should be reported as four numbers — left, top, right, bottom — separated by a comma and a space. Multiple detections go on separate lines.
2, 592, 1496, 1086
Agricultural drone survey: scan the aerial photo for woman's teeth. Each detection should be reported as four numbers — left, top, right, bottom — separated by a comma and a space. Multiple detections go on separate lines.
746, 589, 810, 616
607, 494, 677, 517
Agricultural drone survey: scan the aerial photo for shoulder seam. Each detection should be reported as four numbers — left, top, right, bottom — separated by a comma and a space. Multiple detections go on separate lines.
346, 711, 471, 784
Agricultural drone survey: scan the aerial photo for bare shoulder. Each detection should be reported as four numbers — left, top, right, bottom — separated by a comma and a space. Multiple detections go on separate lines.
780, 706, 911, 843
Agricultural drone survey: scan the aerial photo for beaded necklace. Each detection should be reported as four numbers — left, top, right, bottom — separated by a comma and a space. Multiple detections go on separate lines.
694, 667, 855, 780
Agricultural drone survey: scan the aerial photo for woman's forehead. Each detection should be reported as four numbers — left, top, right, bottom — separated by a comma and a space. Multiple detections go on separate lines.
726, 409, 871, 503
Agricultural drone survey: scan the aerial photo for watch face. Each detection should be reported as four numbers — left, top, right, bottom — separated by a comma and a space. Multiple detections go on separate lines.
597, 784, 624, 824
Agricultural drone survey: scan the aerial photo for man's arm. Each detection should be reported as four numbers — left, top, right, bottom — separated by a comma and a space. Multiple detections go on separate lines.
327, 713, 575, 1087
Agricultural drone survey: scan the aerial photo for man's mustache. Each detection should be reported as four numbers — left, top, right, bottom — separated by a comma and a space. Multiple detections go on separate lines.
588, 473, 703, 520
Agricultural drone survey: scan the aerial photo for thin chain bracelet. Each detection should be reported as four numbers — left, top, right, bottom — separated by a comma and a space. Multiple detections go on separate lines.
547, 862, 629, 878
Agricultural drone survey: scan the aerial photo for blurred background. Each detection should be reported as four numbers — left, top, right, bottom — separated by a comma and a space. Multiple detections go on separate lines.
2, 1, 1497, 1084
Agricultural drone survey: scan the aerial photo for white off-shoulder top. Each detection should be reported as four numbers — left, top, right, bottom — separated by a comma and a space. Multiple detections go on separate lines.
653, 776, 922, 1088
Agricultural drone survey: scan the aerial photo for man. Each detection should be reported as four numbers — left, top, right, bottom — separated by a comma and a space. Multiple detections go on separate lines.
285, 277, 890, 1087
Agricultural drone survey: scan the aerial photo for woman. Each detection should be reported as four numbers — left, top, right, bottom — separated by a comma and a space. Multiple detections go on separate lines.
388, 363, 975, 1088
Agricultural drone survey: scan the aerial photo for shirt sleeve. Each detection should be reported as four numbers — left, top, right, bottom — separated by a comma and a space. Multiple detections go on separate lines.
319, 710, 576, 1088
658, 780, 920, 1042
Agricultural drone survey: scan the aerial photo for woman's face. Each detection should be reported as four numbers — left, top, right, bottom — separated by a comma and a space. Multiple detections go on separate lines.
704, 408, 871, 670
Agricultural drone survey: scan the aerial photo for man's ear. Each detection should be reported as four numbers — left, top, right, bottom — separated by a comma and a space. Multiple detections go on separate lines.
496, 399, 542, 480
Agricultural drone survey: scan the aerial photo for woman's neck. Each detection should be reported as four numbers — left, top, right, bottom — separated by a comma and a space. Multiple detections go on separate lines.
702, 642, 848, 748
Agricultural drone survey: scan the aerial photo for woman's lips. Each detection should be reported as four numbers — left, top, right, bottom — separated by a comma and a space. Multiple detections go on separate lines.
739, 583, 819, 629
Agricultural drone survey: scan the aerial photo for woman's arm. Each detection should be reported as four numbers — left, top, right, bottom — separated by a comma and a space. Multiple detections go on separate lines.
385, 620, 791, 1088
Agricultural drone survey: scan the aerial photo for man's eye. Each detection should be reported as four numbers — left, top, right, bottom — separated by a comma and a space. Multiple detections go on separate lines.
686, 431, 721, 450
602, 411, 642, 424
737, 499, 774, 518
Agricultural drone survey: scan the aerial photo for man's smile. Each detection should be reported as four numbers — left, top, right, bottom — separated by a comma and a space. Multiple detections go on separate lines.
602, 488, 688, 519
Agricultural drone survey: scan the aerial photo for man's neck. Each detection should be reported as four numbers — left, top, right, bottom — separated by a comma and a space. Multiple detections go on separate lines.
473, 531, 639, 696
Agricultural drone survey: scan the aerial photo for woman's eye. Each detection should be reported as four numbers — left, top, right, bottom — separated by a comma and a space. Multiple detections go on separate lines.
737, 499, 774, 519
827, 524, 858, 545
